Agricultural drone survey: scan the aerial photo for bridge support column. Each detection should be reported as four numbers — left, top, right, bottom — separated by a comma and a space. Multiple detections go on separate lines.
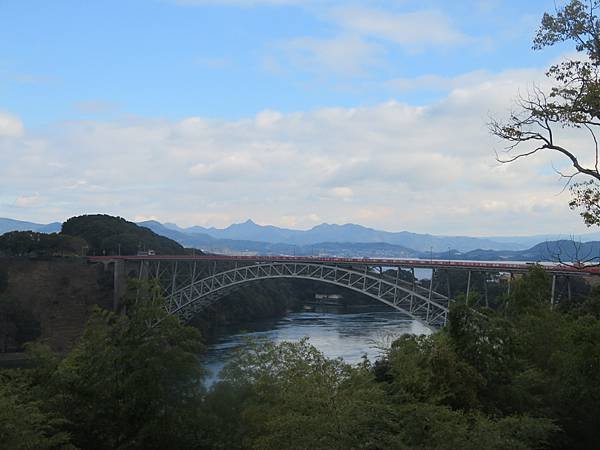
466, 270, 471, 305
484, 274, 488, 307
410, 267, 415, 311
113, 260, 127, 312
428, 269, 435, 302
189, 262, 197, 301
551, 274, 557, 308
426, 268, 434, 323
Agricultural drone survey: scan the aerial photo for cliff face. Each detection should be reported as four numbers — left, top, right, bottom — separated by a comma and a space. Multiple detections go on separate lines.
0, 257, 113, 352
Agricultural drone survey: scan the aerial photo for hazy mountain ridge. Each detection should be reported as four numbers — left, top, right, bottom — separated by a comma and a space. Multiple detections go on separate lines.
442, 240, 600, 262
140, 221, 600, 262
4, 217, 600, 261
0, 218, 61, 234
151, 219, 528, 252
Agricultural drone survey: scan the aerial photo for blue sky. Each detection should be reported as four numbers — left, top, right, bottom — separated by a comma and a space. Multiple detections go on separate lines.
0, 0, 593, 235
1, 0, 567, 124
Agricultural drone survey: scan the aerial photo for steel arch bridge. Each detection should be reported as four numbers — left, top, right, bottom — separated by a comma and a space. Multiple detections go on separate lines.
91, 255, 599, 329
165, 261, 450, 327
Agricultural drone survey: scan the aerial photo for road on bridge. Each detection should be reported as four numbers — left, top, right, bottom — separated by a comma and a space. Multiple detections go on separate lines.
88, 254, 600, 276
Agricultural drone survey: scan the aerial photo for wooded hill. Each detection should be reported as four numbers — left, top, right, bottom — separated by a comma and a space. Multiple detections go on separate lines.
0, 214, 188, 257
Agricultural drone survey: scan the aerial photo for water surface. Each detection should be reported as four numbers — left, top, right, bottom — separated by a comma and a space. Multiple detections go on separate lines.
203, 306, 432, 386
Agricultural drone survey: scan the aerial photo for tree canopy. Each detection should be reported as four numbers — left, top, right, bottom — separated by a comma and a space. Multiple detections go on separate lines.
0, 231, 87, 257
491, 0, 600, 227
61, 214, 186, 256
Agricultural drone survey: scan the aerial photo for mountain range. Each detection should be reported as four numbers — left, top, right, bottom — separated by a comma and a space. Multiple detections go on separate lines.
152, 219, 600, 252
0, 218, 61, 235
3, 217, 600, 261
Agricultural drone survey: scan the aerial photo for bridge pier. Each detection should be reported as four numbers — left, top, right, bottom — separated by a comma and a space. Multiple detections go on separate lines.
113, 260, 127, 311
551, 274, 557, 308
465, 270, 471, 305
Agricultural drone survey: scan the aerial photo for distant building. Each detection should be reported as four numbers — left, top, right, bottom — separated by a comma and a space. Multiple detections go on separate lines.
314, 294, 343, 300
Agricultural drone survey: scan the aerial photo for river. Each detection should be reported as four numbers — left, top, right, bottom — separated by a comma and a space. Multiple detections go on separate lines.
202, 305, 432, 386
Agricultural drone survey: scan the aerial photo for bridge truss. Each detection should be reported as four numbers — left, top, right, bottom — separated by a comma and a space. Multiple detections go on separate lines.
93, 255, 596, 329
134, 258, 451, 328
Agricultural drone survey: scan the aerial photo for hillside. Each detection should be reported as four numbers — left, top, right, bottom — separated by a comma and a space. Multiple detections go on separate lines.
62, 215, 187, 256
443, 240, 600, 262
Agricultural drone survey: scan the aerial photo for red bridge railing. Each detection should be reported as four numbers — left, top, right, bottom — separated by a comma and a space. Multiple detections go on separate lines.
87, 254, 600, 275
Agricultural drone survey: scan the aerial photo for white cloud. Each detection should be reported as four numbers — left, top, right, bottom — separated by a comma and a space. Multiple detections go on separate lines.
0, 111, 24, 137
255, 110, 283, 128
329, 186, 353, 199
268, 6, 471, 76
73, 100, 119, 114
388, 70, 493, 92
331, 7, 469, 50
0, 62, 594, 235
13, 193, 41, 207
282, 34, 382, 75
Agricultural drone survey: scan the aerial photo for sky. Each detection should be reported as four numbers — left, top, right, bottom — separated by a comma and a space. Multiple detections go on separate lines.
0, 0, 596, 236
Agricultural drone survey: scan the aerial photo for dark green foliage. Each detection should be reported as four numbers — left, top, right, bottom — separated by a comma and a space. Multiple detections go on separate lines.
61, 214, 185, 255
211, 338, 393, 450
39, 283, 206, 449
533, 0, 600, 60
1, 281, 209, 450
0, 374, 74, 450
205, 331, 559, 450
0, 231, 87, 257
0, 295, 41, 352
0, 265, 8, 293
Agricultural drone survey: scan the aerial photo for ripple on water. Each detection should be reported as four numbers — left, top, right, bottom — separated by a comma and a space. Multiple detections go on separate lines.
201, 308, 432, 387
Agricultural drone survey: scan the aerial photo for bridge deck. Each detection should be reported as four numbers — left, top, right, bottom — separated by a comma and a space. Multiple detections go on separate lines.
88, 255, 600, 276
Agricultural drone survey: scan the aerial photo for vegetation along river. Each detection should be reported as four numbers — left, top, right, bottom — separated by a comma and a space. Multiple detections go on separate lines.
202, 305, 432, 386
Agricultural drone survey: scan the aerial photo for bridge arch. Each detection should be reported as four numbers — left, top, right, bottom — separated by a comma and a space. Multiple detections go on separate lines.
164, 262, 450, 328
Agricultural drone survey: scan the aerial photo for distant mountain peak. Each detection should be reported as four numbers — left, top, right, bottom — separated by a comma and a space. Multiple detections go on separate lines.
139, 219, 162, 226
228, 219, 259, 229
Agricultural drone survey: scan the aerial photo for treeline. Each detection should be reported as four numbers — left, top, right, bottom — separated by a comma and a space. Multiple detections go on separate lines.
62, 215, 186, 256
2, 267, 600, 449
0, 214, 188, 257
0, 232, 87, 257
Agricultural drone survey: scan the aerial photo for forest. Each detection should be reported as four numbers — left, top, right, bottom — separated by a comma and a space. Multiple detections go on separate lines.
1, 267, 600, 449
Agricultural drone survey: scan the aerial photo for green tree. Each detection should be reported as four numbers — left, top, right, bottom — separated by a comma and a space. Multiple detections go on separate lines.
0, 231, 87, 257
0, 295, 41, 351
30, 281, 208, 450
215, 338, 393, 450
490, 1, 600, 226
0, 374, 74, 450
61, 215, 185, 255
378, 332, 482, 411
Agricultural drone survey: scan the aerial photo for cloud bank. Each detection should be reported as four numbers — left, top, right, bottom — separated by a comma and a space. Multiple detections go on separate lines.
0, 66, 593, 235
